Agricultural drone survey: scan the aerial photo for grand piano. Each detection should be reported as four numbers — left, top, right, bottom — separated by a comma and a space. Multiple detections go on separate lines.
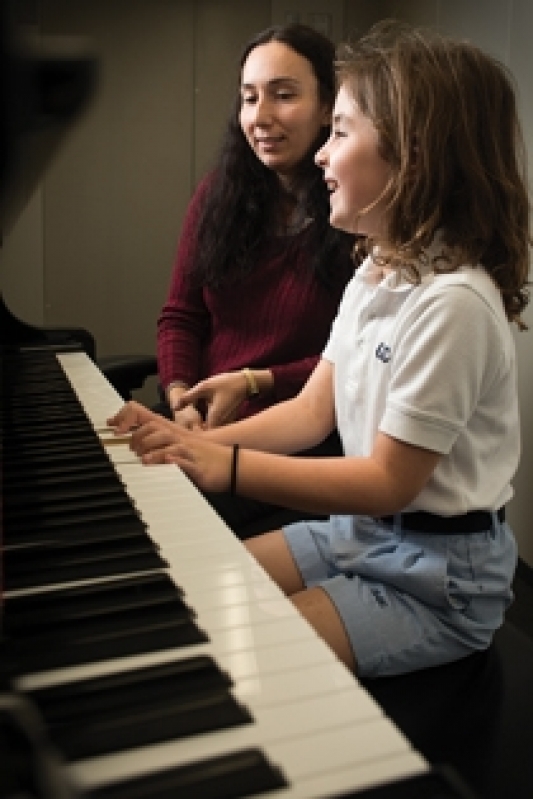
2, 3, 530, 798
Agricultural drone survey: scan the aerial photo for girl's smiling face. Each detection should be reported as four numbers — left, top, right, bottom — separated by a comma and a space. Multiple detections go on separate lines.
315, 82, 392, 238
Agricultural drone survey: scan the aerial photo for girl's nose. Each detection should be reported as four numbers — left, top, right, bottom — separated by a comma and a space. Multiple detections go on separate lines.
315, 142, 328, 168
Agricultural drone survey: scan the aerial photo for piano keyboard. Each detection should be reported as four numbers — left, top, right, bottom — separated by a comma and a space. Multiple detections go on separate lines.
2, 350, 428, 798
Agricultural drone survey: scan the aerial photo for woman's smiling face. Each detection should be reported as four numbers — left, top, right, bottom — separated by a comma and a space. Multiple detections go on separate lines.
239, 41, 330, 184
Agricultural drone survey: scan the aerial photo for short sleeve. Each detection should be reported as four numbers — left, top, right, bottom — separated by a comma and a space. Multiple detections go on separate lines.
380, 284, 511, 454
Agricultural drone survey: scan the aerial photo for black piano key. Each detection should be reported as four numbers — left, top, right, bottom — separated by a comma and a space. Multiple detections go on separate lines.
2, 601, 208, 674
61, 686, 253, 760
4, 413, 101, 434
4, 505, 148, 544
4, 573, 185, 632
2, 382, 80, 399
1, 402, 90, 422
25, 658, 252, 761
1, 618, 208, 676
4, 517, 148, 547
28, 655, 231, 722
4, 428, 107, 449
4, 482, 131, 521
3, 438, 111, 461
2, 446, 116, 470
3, 457, 120, 484
81, 748, 288, 799
4, 536, 166, 591
4, 491, 138, 524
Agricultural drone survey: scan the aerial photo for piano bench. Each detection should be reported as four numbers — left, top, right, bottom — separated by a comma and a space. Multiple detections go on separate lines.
361, 618, 533, 799
98, 354, 158, 401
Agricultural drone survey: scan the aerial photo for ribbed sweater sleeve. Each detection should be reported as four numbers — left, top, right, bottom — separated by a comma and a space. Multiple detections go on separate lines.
157, 178, 211, 390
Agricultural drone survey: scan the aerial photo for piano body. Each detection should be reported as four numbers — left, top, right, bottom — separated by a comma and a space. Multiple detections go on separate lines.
0, 4, 476, 797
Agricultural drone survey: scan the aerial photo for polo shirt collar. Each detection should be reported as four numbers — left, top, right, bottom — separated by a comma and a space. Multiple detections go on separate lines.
359, 231, 450, 290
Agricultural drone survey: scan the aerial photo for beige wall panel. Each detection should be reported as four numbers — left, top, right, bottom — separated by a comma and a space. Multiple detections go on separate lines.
344, 0, 439, 40
193, 1, 270, 183
344, 1, 392, 39
271, 0, 344, 42
41, 0, 195, 361
507, 0, 533, 566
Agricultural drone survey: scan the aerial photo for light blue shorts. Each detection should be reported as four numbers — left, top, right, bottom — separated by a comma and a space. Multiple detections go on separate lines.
283, 513, 517, 678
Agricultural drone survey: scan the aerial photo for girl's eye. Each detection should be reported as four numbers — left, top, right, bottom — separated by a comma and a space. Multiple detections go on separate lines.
241, 94, 256, 105
333, 129, 347, 138
275, 91, 295, 100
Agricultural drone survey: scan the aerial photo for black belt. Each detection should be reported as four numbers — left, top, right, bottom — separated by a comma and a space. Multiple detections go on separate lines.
378, 507, 505, 534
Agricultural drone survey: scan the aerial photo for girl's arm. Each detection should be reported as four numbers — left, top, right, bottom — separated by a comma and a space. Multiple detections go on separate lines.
110, 361, 440, 517
231, 431, 440, 517
135, 423, 439, 517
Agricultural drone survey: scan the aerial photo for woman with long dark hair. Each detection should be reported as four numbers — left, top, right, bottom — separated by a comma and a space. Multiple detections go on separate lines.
156, 23, 355, 536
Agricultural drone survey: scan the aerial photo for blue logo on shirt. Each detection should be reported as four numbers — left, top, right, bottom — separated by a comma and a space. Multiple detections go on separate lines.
375, 342, 392, 363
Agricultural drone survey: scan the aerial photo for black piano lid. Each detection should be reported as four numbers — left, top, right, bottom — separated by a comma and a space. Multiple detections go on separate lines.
0, 0, 98, 238
0, 0, 98, 352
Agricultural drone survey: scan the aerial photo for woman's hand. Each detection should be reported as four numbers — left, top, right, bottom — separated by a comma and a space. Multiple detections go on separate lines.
166, 384, 204, 429
172, 404, 204, 430
177, 371, 251, 428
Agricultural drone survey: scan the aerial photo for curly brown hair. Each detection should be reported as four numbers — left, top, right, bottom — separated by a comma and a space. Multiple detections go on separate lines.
336, 20, 531, 328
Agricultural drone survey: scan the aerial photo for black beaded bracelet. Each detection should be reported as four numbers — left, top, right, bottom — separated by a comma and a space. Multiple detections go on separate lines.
230, 444, 239, 495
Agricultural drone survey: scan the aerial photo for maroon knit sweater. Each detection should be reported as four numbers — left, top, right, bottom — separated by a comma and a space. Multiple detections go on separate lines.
157, 178, 354, 419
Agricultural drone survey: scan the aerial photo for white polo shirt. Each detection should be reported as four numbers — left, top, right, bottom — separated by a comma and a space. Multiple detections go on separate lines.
323, 246, 519, 515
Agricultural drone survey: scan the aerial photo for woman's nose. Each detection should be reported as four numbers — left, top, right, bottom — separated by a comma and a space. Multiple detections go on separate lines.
252, 95, 273, 125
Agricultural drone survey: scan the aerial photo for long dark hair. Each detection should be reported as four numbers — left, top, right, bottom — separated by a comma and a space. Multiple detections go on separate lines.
192, 23, 354, 288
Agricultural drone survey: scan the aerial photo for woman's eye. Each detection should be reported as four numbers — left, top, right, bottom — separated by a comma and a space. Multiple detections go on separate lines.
333, 129, 347, 138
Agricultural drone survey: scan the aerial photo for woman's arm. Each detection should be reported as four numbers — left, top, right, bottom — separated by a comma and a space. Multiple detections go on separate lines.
107, 359, 335, 454
157, 178, 211, 392
185, 358, 336, 452
170, 368, 275, 429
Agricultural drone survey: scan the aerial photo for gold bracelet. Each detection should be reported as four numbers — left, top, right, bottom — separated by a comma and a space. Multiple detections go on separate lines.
242, 368, 260, 397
